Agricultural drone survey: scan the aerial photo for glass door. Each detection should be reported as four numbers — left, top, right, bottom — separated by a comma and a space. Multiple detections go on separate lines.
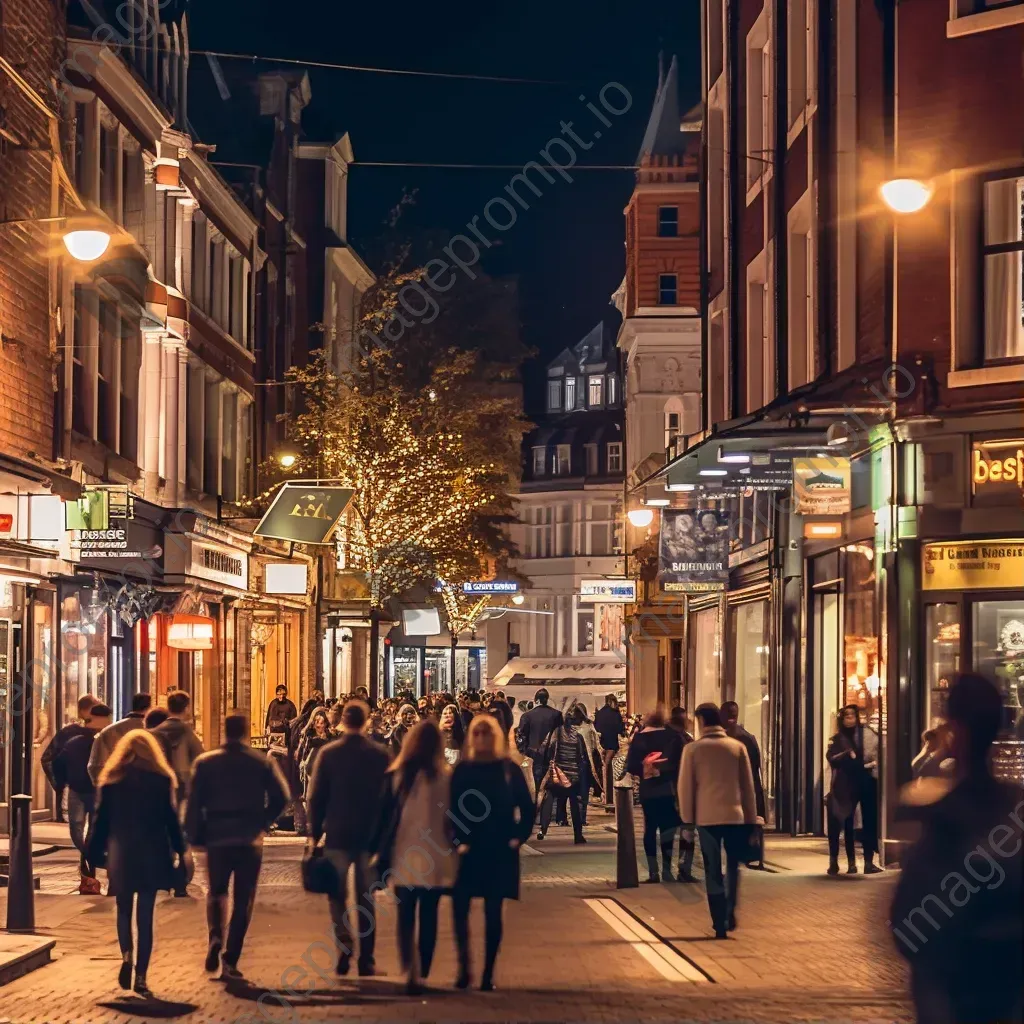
924, 602, 960, 728
971, 598, 1024, 738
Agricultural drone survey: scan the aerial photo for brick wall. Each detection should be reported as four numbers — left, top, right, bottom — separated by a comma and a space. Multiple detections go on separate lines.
0, 0, 63, 460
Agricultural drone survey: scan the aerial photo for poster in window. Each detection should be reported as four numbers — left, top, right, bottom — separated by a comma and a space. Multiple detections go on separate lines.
659, 509, 730, 592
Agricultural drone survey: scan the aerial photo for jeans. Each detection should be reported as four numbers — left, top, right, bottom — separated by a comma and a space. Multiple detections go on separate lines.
325, 849, 376, 967
116, 890, 157, 975
540, 785, 583, 840
697, 824, 745, 933
395, 886, 441, 982
828, 775, 879, 864
206, 843, 263, 967
67, 790, 95, 878
640, 795, 679, 874
452, 893, 504, 982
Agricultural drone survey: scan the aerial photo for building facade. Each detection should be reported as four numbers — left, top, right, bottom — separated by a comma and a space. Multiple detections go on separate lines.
633, 0, 1024, 848
494, 322, 627, 706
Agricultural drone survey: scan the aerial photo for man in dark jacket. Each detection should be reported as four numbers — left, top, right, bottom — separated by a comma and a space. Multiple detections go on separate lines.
88, 692, 151, 785
626, 709, 685, 883
265, 685, 297, 738
41, 693, 97, 823
307, 700, 390, 977
515, 688, 563, 789
721, 701, 765, 868
594, 694, 626, 806
54, 703, 111, 893
185, 712, 289, 980
891, 674, 1024, 1024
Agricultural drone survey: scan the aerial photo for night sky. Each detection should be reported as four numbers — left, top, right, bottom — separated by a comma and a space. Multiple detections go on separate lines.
188, 0, 700, 407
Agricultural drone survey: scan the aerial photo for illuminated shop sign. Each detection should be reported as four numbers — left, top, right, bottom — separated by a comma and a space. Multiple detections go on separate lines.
972, 440, 1024, 497
922, 540, 1024, 591
462, 580, 518, 594
579, 579, 637, 604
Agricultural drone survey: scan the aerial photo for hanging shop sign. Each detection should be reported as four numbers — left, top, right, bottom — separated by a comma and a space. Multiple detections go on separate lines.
922, 540, 1024, 591
972, 440, 1024, 499
659, 509, 730, 592
579, 579, 637, 604
65, 485, 132, 531
462, 580, 518, 594
793, 456, 851, 515
254, 483, 353, 544
263, 561, 309, 596
190, 543, 249, 591
69, 495, 165, 578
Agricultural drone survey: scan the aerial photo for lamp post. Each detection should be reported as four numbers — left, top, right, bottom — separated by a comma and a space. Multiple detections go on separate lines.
0, 214, 113, 262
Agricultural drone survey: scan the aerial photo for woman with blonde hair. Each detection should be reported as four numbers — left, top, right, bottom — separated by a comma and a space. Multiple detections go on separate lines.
87, 729, 186, 998
374, 718, 454, 995
449, 714, 535, 992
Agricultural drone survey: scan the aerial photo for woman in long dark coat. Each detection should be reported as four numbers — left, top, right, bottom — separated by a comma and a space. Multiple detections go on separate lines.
87, 730, 186, 998
449, 714, 535, 992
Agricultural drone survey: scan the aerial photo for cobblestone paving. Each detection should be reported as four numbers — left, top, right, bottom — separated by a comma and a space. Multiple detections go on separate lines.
0, 822, 913, 1024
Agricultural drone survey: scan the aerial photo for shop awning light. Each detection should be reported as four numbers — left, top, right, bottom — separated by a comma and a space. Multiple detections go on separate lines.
803, 521, 844, 540
166, 613, 215, 651
644, 498, 671, 506
718, 447, 751, 464
666, 482, 696, 491
699, 469, 728, 477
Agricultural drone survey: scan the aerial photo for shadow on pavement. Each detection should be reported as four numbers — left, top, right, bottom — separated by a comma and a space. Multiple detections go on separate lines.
221, 976, 408, 1007
95, 996, 199, 1018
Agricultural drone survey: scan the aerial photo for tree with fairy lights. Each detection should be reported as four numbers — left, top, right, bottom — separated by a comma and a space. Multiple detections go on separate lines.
276, 288, 525, 697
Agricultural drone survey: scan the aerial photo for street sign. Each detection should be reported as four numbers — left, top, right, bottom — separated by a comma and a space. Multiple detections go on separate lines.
579, 579, 637, 604
462, 580, 518, 594
254, 483, 353, 544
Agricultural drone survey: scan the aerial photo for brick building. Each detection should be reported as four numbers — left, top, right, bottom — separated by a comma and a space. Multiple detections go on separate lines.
635, 0, 1024, 850
613, 57, 703, 712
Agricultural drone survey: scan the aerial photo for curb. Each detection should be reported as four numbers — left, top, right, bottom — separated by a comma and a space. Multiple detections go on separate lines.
0, 939, 56, 987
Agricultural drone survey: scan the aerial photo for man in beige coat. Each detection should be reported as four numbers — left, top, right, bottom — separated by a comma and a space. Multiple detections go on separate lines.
678, 702, 757, 939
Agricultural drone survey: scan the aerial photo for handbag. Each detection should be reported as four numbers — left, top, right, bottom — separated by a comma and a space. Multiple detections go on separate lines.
301, 847, 337, 894
547, 763, 572, 790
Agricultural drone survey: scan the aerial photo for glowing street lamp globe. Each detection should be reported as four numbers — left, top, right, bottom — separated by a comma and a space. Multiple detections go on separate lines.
62, 229, 111, 262
879, 178, 932, 214
627, 508, 654, 529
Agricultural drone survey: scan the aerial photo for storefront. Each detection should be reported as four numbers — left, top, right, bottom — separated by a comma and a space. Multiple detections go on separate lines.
386, 641, 488, 697
920, 538, 1024, 776
0, 472, 77, 824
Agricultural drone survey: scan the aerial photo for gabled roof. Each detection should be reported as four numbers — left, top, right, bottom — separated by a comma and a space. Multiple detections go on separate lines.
637, 55, 688, 161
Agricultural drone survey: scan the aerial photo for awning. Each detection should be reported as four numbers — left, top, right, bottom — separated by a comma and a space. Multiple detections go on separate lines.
490, 656, 626, 688
652, 426, 845, 497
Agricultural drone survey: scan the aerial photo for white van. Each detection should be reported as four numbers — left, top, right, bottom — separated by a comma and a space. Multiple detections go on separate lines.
488, 657, 626, 724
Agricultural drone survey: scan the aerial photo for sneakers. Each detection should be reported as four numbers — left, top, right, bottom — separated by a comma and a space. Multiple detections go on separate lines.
220, 962, 243, 982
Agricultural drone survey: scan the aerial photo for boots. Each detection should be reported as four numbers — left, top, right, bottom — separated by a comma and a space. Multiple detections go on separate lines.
827, 859, 840, 876
643, 855, 660, 883
864, 854, 883, 874
661, 846, 675, 882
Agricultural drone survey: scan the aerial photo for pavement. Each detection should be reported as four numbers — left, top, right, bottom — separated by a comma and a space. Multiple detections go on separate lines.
0, 808, 913, 1023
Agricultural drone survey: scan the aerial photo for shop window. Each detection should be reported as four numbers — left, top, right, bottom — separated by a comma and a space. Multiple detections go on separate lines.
843, 544, 879, 727
728, 600, 772, 824
576, 609, 595, 653
972, 598, 1024, 739
688, 606, 721, 710
924, 603, 960, 728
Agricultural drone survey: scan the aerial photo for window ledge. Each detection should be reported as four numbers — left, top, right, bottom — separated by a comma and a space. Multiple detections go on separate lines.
948, 363, 1024, 388
947, 5, 1024, 37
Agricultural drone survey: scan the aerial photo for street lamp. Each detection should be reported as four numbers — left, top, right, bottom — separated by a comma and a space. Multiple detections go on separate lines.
511, 593, 525, 606
62, 228, 111, 262
0, 215, 113, 262
626, 508, 654, 529
880, 178, 932, 214
278, 452, 297, 469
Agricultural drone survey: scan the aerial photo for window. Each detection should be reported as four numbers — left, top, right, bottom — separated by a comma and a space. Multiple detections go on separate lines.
119, 315, 139, 462
665, 410, 682, 452
203, 380, 220, 494
564, 375, 577, 410
74, 101, 90, 196
221, 390, 238, 501
588, 374, 604, 407
97, 300, 117, 449
531, 446, 547, 476
186, 364, 204, 492
607, 374, 618, 405
555, 444, 571, 475
576, 609, 595, 653
557, 504, 572, 555
547, 379, 562, 411
658, 206, 679, 237
747, 268, 767, 412
746, 17, 772, 189
584, 443, 598, 476
607, 442, 623, 473
658, 273, 678, 305
788, 0, 816, 128
99, 124, 118, 219
787, 209, 814, 388
589, 503, 611, 555
72, 286, 89, 436
982, 174, 1024, 361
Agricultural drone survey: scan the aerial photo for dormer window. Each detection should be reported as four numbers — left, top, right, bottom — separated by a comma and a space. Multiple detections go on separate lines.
565, 376, 577, 410
532, 447, 547, 476
607, 374, 619, 405
588, 375, 604, 407
547, 379, 562, 411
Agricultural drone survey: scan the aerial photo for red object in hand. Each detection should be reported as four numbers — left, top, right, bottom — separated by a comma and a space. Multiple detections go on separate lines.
642, 751, 667, 779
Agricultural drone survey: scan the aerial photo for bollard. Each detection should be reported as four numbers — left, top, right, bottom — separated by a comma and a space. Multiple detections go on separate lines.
6, 794, 35, 933
613, 782, 639, 889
